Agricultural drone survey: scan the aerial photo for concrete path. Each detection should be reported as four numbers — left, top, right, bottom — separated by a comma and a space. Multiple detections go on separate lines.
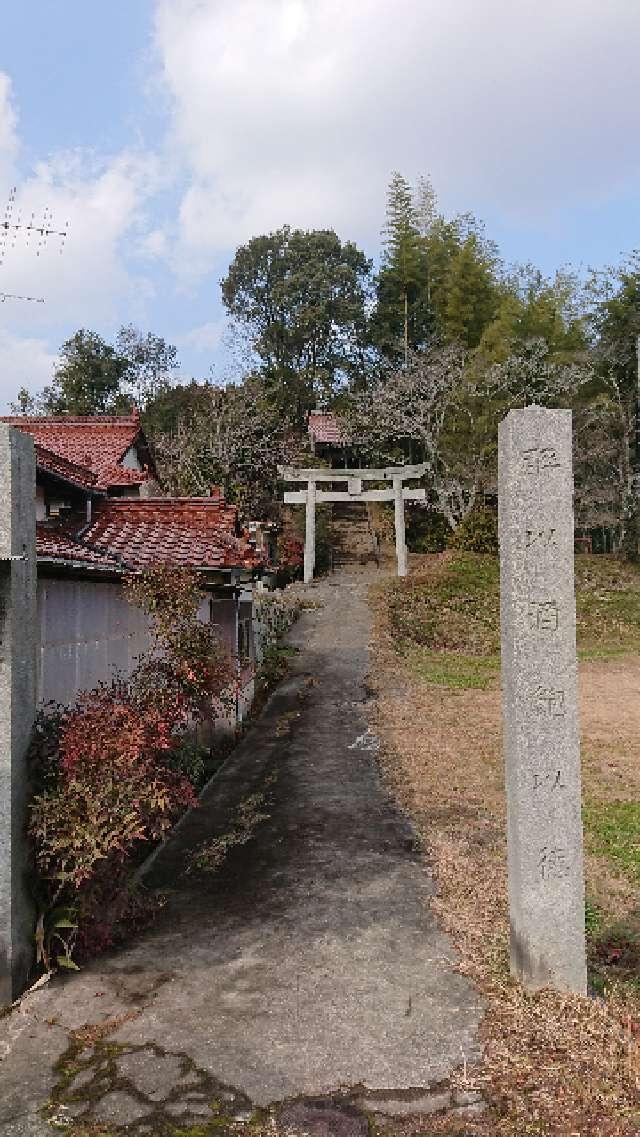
0, 570, 484, 1135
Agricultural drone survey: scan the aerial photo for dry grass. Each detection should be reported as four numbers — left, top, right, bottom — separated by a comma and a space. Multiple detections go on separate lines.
369, 554, 640, 1137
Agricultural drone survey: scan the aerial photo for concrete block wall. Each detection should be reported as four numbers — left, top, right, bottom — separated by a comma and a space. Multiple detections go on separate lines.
0, 426, 37, 1006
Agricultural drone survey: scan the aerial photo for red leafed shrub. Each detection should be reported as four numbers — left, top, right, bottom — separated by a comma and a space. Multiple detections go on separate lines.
278, 536, 303, 568
276, 535, 304, 585
28, 566, 232, 968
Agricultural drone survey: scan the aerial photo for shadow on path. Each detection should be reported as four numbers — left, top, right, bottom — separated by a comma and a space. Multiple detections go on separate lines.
0, 570, 484, 1134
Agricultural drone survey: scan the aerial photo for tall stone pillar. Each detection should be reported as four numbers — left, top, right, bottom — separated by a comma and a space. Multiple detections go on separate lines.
498, 406, 586, 994
304, 479, 316, 585
393, 477, 407, 578
0, 425, 37, 1006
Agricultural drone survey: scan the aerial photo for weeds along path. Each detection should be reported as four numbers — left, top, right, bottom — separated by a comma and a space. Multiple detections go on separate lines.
372, 551, 640, 1136
0, 565, 485, 1136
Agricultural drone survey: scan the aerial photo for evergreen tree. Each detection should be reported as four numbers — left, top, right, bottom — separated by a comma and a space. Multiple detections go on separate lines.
221, 227, 372, 424
590, 254, 640, 396
42, 330, 130, 415
414, 174, 438, 238
588, 255, 640, 559
370, 172, 431, 366
478, 267, 586, 363
443, 234, 500, 348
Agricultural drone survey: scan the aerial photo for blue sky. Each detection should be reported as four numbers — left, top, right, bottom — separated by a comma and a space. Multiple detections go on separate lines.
1, 0, 639, 409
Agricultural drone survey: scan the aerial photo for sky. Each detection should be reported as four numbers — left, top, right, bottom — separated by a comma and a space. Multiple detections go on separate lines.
0, 0, 639, 410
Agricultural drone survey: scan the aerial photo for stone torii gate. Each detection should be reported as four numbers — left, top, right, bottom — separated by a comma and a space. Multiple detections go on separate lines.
279, 464, 427, 582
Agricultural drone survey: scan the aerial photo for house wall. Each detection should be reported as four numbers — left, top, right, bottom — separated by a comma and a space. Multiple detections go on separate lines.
37, 578, 152, 706
121, 445, 143, 471
209, 594, 255, 729
37, 578, 256, 723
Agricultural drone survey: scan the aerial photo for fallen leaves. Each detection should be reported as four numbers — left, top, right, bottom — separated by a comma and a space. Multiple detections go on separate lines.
369, 561, 640, 1137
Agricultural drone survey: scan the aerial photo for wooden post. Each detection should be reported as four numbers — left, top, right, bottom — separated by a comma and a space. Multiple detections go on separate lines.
304, 479, 316, 584
393, 476, 407, 577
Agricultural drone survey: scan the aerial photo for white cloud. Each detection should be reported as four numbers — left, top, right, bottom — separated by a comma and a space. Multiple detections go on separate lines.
0, 328, 58, 403
0, 149, 163, 331
153, 0, 640, 269
0, 68, 166, 406
177, 319, 225, 351
0, 72, 19, 179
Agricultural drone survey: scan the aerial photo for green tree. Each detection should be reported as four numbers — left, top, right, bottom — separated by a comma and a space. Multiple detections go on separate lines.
478, 267, 586, 362
142, 379, 213, 440
42, 330, 129, 415
221, 227, 372, 424
441, 233, 500, 348
17, 326, 180, 418
370, 171, 431, 365
10, 387, 40, 414
589, 254, 640, 395
116, 325, 179, 409
416, 212, 504, 349
414, 173, 438, 238
588, 255, 640, 558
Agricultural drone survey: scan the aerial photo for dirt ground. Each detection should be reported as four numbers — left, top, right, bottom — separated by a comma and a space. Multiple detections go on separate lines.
370, 570, 640, 1137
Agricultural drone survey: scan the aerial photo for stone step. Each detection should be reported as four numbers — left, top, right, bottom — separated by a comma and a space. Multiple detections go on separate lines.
331, 503, 369, 521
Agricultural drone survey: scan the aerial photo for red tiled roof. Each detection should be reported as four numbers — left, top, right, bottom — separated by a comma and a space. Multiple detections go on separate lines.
80, 497, 264, 572
36, 525, 122, 571
34, 443, 98, 490
0, 412, 152, 491
308, 410, 345, 445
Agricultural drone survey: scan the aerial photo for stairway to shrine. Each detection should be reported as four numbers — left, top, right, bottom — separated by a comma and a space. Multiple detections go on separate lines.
330, 501, 380, 568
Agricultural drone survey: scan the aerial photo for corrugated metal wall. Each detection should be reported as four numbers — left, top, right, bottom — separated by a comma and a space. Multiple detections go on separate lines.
36, 579, 254, 722
37, 579, 151, 706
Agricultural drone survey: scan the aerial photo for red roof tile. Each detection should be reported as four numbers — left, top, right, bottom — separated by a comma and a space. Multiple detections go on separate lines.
34, 443, 98, 490
0, 412, 154, 491
79, 496, 264, 572
36, 525, 122, 570
308, 410, 345, 445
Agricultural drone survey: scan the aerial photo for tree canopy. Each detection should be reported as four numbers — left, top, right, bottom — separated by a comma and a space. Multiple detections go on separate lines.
18, 326, 180, 416
220, 226, 372, 423
42, 330, 130, 416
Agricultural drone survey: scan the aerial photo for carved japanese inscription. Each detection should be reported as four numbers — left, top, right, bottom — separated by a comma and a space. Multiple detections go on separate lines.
533, 769, 566, 792
499, 406, 586, 994
538, 845, 570, 881
527, 600, 559, 632
521, 446, 562, 474
533, 687, 565, 717
525, 527, 557, 549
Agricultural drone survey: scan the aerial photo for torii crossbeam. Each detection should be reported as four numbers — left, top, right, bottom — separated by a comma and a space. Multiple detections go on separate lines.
279, 464, 427, 582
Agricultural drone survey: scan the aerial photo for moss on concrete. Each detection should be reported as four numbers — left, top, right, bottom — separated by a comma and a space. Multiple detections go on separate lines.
45, 1036, 257, 1136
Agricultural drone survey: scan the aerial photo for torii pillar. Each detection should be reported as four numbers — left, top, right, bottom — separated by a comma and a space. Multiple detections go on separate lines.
393, 475, 408, 578
304, 478, 316, 585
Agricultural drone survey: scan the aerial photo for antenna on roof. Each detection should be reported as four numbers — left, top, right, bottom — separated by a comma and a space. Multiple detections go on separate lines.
0, 185, 69, 302
0, 291, 45, 304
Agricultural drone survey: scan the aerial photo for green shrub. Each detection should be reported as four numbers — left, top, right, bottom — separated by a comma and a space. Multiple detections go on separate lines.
448, 506, 498, 554
406, 508, 450, 553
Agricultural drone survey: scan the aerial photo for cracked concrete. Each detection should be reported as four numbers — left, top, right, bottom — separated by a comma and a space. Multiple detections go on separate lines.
0, 568, 484, 1133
